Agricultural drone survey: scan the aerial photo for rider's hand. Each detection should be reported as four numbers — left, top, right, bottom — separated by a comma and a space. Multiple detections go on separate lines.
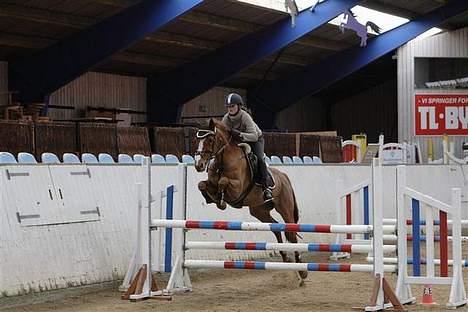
231, 129, 242, 141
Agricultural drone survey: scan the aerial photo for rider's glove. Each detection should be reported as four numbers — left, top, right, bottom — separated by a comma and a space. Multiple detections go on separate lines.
231, 129, 242, 141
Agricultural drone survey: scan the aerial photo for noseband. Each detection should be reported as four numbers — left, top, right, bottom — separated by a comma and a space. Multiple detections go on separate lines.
195, 129, 230, 164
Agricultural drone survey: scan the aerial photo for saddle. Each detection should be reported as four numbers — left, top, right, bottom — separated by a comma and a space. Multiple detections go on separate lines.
239, 144, 275, 189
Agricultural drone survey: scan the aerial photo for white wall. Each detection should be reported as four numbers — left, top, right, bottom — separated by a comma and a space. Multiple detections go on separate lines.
1, 163, 466, 297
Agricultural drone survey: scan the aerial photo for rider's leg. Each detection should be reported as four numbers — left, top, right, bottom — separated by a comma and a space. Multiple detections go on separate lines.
249, 136, 273, 203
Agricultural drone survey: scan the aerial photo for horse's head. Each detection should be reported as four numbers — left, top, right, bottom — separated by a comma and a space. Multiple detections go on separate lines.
194, 119, 230, 172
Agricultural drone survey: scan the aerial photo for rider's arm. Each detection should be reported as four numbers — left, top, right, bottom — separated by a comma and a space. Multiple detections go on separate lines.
240, 112, 260, 142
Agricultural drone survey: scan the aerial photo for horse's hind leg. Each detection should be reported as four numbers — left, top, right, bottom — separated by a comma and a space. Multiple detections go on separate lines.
248, 206, 291, 262
274, 190, 308, 280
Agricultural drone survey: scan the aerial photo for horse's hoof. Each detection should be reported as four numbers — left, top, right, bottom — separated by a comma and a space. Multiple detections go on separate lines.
283, 256, 293, 263
198, 182, 207, 191
299, 270, 308, 280
216, 202, 227, 210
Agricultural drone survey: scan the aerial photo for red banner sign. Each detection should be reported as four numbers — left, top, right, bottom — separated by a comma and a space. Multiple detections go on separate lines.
415, 94, 468, 135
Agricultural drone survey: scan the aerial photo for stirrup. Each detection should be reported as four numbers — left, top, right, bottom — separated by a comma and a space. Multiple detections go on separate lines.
263, 189, 274, 202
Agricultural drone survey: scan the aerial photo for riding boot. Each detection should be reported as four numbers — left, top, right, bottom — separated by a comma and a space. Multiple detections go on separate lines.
258, 158, 274, 209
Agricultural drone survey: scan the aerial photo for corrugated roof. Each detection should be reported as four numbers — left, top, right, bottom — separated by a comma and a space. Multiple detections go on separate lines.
0, 0, 465, 89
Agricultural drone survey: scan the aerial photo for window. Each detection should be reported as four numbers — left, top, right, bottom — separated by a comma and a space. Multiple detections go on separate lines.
415, 58, 468, 90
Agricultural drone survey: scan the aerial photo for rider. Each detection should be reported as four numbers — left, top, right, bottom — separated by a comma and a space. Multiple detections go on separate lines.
221, 92, 273, 204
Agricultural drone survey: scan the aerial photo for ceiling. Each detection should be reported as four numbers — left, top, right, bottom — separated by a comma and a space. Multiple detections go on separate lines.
0, 0, 465, 91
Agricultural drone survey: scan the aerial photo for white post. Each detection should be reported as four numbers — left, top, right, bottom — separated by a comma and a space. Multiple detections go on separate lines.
163, 164, 192, 294
424, 202, 435, 299
331, 179, 349, 260
374, 158, 384, 308
447, 188, 467, 308
138, 157, 152, 298
365, 158, 384, 311
119, 182, 143, 291
123, 157, 153, 300
395, 165, 415, 304
443, 136, 449, 165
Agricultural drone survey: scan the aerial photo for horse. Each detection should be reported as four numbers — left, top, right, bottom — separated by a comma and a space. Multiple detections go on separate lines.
194, 119, 307, 280
339, 9, 381, 47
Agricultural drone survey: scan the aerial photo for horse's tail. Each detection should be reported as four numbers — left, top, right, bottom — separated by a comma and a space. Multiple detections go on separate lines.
292, 189, 299, 224
291, 187, 304, 240
366, 21, 381, 34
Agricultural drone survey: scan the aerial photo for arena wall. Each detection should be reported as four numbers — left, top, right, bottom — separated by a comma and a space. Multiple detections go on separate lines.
0, 163, 466, 297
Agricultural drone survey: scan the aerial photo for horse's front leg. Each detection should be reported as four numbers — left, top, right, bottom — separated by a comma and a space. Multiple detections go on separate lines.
217, 177, 231, 209
198, 180, 220, 205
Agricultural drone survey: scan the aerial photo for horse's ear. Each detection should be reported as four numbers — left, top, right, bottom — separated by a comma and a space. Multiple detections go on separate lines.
208, 118, 215, 130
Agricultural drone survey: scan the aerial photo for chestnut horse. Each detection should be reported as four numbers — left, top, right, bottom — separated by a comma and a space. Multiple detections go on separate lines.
194, 119, 307, 280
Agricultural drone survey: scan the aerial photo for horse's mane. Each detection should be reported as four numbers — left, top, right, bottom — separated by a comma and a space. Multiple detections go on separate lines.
208, 119, 242, 145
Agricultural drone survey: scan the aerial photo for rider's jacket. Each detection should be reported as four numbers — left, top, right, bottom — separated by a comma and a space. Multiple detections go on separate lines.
222, 109, 262, 142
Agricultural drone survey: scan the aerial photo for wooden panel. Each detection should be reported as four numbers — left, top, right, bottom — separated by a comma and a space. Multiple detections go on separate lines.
319, 136, 343, 163
152, 127, 185, 158
117, 127, 151, 156
49, 72, 147, 122
0, 120, 33, 155
185, 126, 199, 156
299, 134, 320, 157
35, 122, 77, 160
79, 123, 117, 159
263, 132, 296, 157
180, 87, 245, 122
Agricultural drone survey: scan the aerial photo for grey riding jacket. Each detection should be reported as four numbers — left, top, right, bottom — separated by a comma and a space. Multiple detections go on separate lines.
222, 109, 262, 142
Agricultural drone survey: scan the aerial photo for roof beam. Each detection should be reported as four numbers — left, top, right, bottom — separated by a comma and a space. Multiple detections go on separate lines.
251, 0, 468, 127
147, 0, 360, 123
9, 0, 204, 102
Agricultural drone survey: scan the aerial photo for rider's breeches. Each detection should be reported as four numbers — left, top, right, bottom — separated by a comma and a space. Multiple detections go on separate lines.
248, 136, 268, 187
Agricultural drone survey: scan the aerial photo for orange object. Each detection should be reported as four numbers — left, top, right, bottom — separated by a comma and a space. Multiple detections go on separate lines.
421, 285, 437, 305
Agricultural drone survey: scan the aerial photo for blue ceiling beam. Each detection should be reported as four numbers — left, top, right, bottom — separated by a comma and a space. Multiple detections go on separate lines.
252, 0, 468, 115
147, 0, 361, 122
9, 0, 203, 102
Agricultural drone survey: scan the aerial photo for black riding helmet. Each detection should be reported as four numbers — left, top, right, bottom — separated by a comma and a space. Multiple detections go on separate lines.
225, 92, 243, 107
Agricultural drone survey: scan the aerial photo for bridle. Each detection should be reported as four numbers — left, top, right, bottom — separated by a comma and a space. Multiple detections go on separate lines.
195, 129, 230, 164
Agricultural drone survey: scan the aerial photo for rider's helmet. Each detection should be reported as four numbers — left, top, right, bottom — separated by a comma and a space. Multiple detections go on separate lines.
224, 93, 243, 107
